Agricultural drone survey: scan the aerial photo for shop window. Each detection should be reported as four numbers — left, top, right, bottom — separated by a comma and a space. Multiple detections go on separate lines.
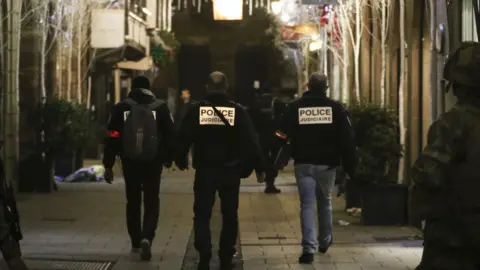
462, 0, 479, 41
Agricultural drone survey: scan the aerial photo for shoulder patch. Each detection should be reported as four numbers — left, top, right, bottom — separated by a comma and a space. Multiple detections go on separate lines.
298, 107, 332, 124
199, 106, 235, 125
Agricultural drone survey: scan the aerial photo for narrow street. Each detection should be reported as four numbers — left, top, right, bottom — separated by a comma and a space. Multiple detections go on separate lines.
3, 169, 423, 269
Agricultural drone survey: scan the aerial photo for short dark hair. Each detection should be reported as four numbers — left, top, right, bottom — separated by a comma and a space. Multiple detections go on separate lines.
207, 71, 228, 92
308, 73, 328, 92
132, 76, 150, 89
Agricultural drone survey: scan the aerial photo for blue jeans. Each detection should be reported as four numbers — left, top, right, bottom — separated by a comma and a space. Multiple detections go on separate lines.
294, 164, 336, 254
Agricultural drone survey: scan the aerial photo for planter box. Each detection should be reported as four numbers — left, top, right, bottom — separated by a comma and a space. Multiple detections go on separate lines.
361, 183, 408, 226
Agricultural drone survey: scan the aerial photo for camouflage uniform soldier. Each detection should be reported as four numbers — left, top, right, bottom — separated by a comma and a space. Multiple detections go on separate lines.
412, 42, 480, 270
0, 146, 28, 270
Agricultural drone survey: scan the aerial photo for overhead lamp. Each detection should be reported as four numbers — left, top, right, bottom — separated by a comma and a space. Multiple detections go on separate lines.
142, 7, 152, 16
271, 1, 282, 15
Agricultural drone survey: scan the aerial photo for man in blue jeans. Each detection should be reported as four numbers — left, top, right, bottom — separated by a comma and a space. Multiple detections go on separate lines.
277, 73, 357, 264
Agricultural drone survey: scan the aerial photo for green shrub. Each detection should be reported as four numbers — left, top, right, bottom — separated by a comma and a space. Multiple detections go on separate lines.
41, 99, 103, 155
348, 103, 403, 183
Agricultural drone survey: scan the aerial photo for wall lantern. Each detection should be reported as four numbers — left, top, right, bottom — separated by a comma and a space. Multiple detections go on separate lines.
213, 0, 243, 20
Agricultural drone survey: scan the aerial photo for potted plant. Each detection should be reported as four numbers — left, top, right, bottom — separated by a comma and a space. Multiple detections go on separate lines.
42, 99, 102, 182
348, 103, 407, 226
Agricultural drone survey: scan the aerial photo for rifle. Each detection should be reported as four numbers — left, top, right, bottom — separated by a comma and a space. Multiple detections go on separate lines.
0, 144, 23, 242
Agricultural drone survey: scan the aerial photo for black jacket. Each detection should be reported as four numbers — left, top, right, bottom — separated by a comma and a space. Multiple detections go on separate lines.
103, 88, 175, 168
278, 91, 357, 176
176, 92, 265, 173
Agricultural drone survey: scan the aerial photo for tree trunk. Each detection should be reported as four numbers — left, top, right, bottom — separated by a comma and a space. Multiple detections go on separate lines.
398, 0, 406, 184
4, 0, 22, 190
380, 0, 387, 107
77, 1, 83, 103
354, 0, 362, 103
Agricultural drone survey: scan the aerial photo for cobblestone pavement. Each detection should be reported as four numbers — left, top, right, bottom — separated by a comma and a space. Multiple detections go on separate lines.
9, 168, 423, 269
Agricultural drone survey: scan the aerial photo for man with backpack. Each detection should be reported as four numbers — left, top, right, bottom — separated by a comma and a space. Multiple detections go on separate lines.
175, 71, 266, 270
103, 76, 175, 261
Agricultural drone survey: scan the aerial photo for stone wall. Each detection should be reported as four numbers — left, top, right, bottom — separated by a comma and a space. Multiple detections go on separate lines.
171, 6, 277, 91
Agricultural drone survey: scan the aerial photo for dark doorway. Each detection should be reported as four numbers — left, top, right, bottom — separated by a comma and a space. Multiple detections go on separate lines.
177, 45, 211, 102
234, 45, 268, 107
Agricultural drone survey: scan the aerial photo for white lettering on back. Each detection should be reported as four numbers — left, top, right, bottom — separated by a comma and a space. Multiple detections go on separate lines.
298, 107, 333, 124
124, 111, 156, 121
199, 107, 235, 126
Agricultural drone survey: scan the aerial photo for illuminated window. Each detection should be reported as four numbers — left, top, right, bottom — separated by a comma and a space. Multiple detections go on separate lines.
129, 0, 147, 21
213, 0, 243, 20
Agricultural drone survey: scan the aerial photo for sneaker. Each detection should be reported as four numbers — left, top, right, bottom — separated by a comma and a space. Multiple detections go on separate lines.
298, 253, 314, 264
140, 239, 152, 261
318, 236, 333, 254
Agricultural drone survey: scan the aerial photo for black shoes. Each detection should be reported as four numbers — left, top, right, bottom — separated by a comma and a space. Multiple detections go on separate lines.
264, 186, 281, 194
298, 253, 314, 264
219, 259, 234, 269
318, 236, 333, 254
140, 239, 152, 261
197, 253, 211, 270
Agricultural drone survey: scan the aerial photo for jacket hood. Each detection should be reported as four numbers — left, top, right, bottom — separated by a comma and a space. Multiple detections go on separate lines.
128, 88, 156, 104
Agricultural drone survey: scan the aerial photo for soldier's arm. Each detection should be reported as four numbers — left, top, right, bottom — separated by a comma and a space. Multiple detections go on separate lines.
103, 105, 122, 169
411, 115, 462, 189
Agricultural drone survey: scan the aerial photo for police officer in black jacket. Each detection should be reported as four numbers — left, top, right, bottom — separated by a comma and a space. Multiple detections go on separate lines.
103, 76, 175, 261
277, 73, 357, 264
175, 71, 265, 270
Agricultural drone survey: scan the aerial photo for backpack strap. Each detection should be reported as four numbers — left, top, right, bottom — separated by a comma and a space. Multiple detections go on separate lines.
204, 101, 232, 127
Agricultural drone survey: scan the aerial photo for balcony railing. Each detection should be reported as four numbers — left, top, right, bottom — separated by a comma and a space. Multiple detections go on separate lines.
125, 12, 150, 53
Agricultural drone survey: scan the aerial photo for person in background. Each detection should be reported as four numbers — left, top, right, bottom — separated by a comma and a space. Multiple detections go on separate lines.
103, 76, 175, 261
249, 89, 281, 194
277, 73, 357, 264
175, 89, 195, 126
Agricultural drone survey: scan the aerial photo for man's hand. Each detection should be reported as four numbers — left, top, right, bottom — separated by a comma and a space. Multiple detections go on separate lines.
256, 172, 265, 183
104, 168, 114, 184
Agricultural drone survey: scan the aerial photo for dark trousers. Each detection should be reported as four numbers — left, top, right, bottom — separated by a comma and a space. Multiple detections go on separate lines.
122, 161, 163, 246
261, 142, 279, 187
0, 205, 27, 270
193, 167, 241, 260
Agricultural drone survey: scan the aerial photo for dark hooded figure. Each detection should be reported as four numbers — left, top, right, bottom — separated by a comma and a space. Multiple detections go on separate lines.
103, 76, 175, 261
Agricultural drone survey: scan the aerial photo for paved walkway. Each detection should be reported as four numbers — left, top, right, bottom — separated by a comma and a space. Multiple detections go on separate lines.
7, 168, 423, 269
